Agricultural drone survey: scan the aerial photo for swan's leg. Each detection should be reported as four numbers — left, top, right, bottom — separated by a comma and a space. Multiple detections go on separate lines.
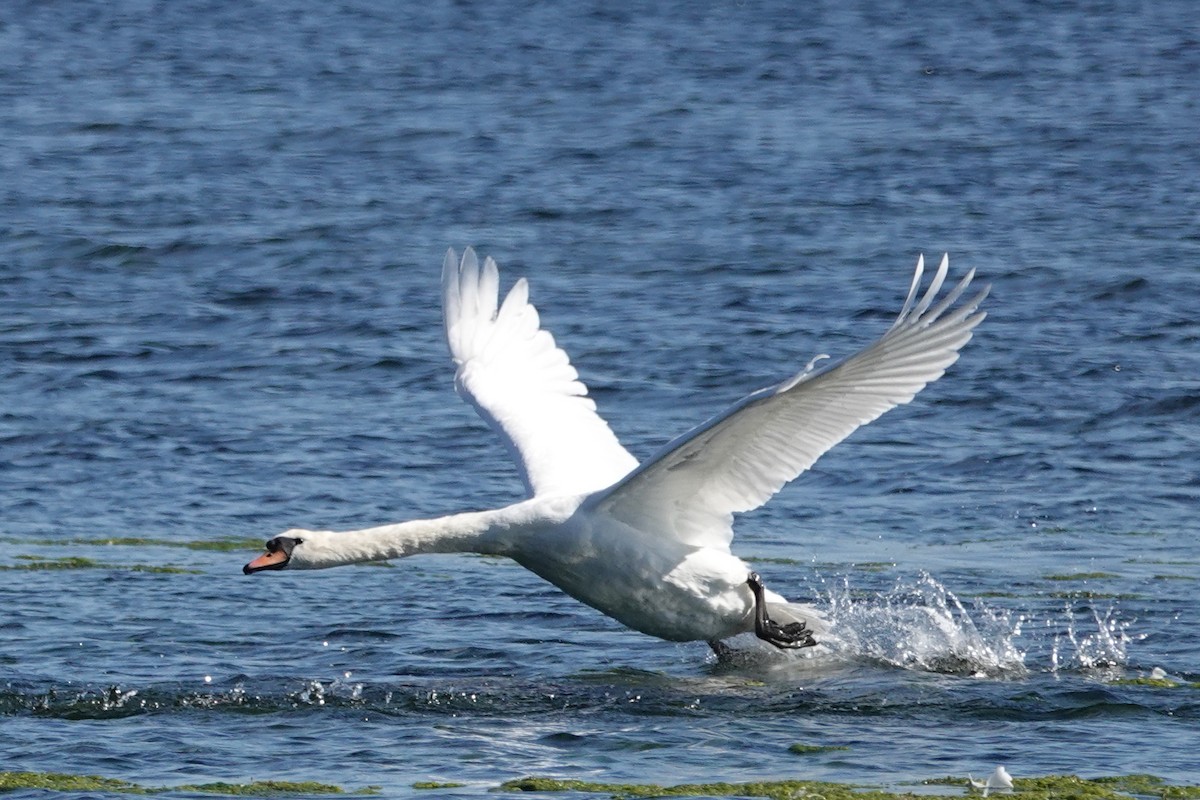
708, 639, 735, 661
747, 572, 817, 649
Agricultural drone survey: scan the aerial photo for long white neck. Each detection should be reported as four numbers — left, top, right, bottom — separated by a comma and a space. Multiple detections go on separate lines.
293, 507, 524, 569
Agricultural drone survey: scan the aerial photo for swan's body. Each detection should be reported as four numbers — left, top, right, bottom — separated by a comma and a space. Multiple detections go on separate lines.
246, 249, 988, 651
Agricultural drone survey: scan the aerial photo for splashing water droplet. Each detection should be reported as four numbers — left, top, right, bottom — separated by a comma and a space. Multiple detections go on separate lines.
822, 573, 1027, 676
816, 572, 1136, 677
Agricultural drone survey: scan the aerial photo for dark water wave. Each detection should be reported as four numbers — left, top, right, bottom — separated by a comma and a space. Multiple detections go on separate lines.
5, 665, 1195, 725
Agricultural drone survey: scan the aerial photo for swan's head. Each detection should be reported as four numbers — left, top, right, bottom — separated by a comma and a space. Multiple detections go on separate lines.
243, 529, 327, 574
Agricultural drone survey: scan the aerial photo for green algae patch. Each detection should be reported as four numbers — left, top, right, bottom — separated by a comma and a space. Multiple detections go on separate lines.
852, 561, 896, 572
9, 771, 1200, 800
500, 776, 888, 799
1008, 774, 1152, 799
745, 556, 806, 566
173, 538, 266, 552
1094, 775, 1200, 799
787, 742, 850, 755
130, 564, 202, 574
952, 774, 1200, 800
12, 536, 263, 552
1044, 571, 1118, 581
0, 771, 376, 795
0, 556, 199, 574
1046, 591, 1140, 601
176, 780, 377, 795
1111, 677, 1181, 688
1110, 676, 1200, 690
500, 774, 1200, 800
5, 556, 102, 570
0, 771, 142, 793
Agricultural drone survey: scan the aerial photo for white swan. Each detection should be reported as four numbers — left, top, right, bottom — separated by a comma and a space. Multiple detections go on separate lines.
245, 249, 988, 653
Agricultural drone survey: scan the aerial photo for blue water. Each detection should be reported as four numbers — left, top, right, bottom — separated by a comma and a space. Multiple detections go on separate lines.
2, 0, 1198, 795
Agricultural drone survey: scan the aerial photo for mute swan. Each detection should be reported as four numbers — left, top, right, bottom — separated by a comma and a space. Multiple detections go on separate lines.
245, 249, 988, 653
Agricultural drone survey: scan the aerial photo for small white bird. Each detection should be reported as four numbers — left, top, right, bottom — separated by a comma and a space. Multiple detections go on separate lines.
969, 766, 1014, 796
245, 248, 988, 655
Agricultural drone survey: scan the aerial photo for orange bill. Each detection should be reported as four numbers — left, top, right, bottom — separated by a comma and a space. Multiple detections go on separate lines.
243, 549, 289, 574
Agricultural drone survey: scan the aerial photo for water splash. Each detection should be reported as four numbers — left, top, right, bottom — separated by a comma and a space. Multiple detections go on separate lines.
293, 680, 327, 706
1048, 602, 1139, 673
816, 572, 1137, 678
821, 573, 1027, 677
99, 685, 140, 713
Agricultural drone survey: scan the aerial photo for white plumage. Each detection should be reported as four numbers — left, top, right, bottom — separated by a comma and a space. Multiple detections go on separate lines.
246, 248, 988, 652
442, 248, 637, 498
593, 252, 987, 549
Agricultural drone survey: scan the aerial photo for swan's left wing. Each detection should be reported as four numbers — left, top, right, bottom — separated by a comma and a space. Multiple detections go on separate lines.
588, 255, 988, 549
442, 248, 638, 498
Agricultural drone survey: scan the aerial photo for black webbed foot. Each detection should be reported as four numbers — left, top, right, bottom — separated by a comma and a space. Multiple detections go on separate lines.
747, 572, 817, 650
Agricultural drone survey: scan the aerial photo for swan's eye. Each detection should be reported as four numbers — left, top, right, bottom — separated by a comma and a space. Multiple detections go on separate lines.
294, 538, 304, 546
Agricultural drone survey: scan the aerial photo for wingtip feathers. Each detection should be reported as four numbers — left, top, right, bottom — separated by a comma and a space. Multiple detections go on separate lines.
440, 247, 638, 496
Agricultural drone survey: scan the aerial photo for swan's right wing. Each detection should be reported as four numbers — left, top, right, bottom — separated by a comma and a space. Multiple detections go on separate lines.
588, 255, 988, 549
442, 248, 638, 498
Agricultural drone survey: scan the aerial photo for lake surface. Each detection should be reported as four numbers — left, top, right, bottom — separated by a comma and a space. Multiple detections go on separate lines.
2, 0, 1198, 795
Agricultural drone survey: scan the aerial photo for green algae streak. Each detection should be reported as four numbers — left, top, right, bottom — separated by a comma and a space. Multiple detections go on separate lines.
1109, 677, 1200, 689
0, 772, 139, 793
1044, 571, 1119, 581
10, 536, 263, 552
178, 781, 377, 796
5, 556, 103, 570
787, 742, 850, 754
0, 556, 200, 574
7, 771, 1199, 799
498, 774, 1200, 800
0, 771, 378, 795
500, 776, 875, 799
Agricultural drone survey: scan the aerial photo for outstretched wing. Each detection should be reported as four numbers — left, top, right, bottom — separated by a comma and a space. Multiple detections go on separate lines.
588, 254, 988, 549
442, 248, 638, 498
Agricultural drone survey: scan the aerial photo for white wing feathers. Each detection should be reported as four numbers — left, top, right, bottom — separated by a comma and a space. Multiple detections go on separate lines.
442, 248, 638, 498
589, 254, 989, 549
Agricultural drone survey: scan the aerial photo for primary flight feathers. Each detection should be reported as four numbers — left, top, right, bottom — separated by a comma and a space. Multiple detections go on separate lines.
443, 248, 988, 551
442, 248, 638, 498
